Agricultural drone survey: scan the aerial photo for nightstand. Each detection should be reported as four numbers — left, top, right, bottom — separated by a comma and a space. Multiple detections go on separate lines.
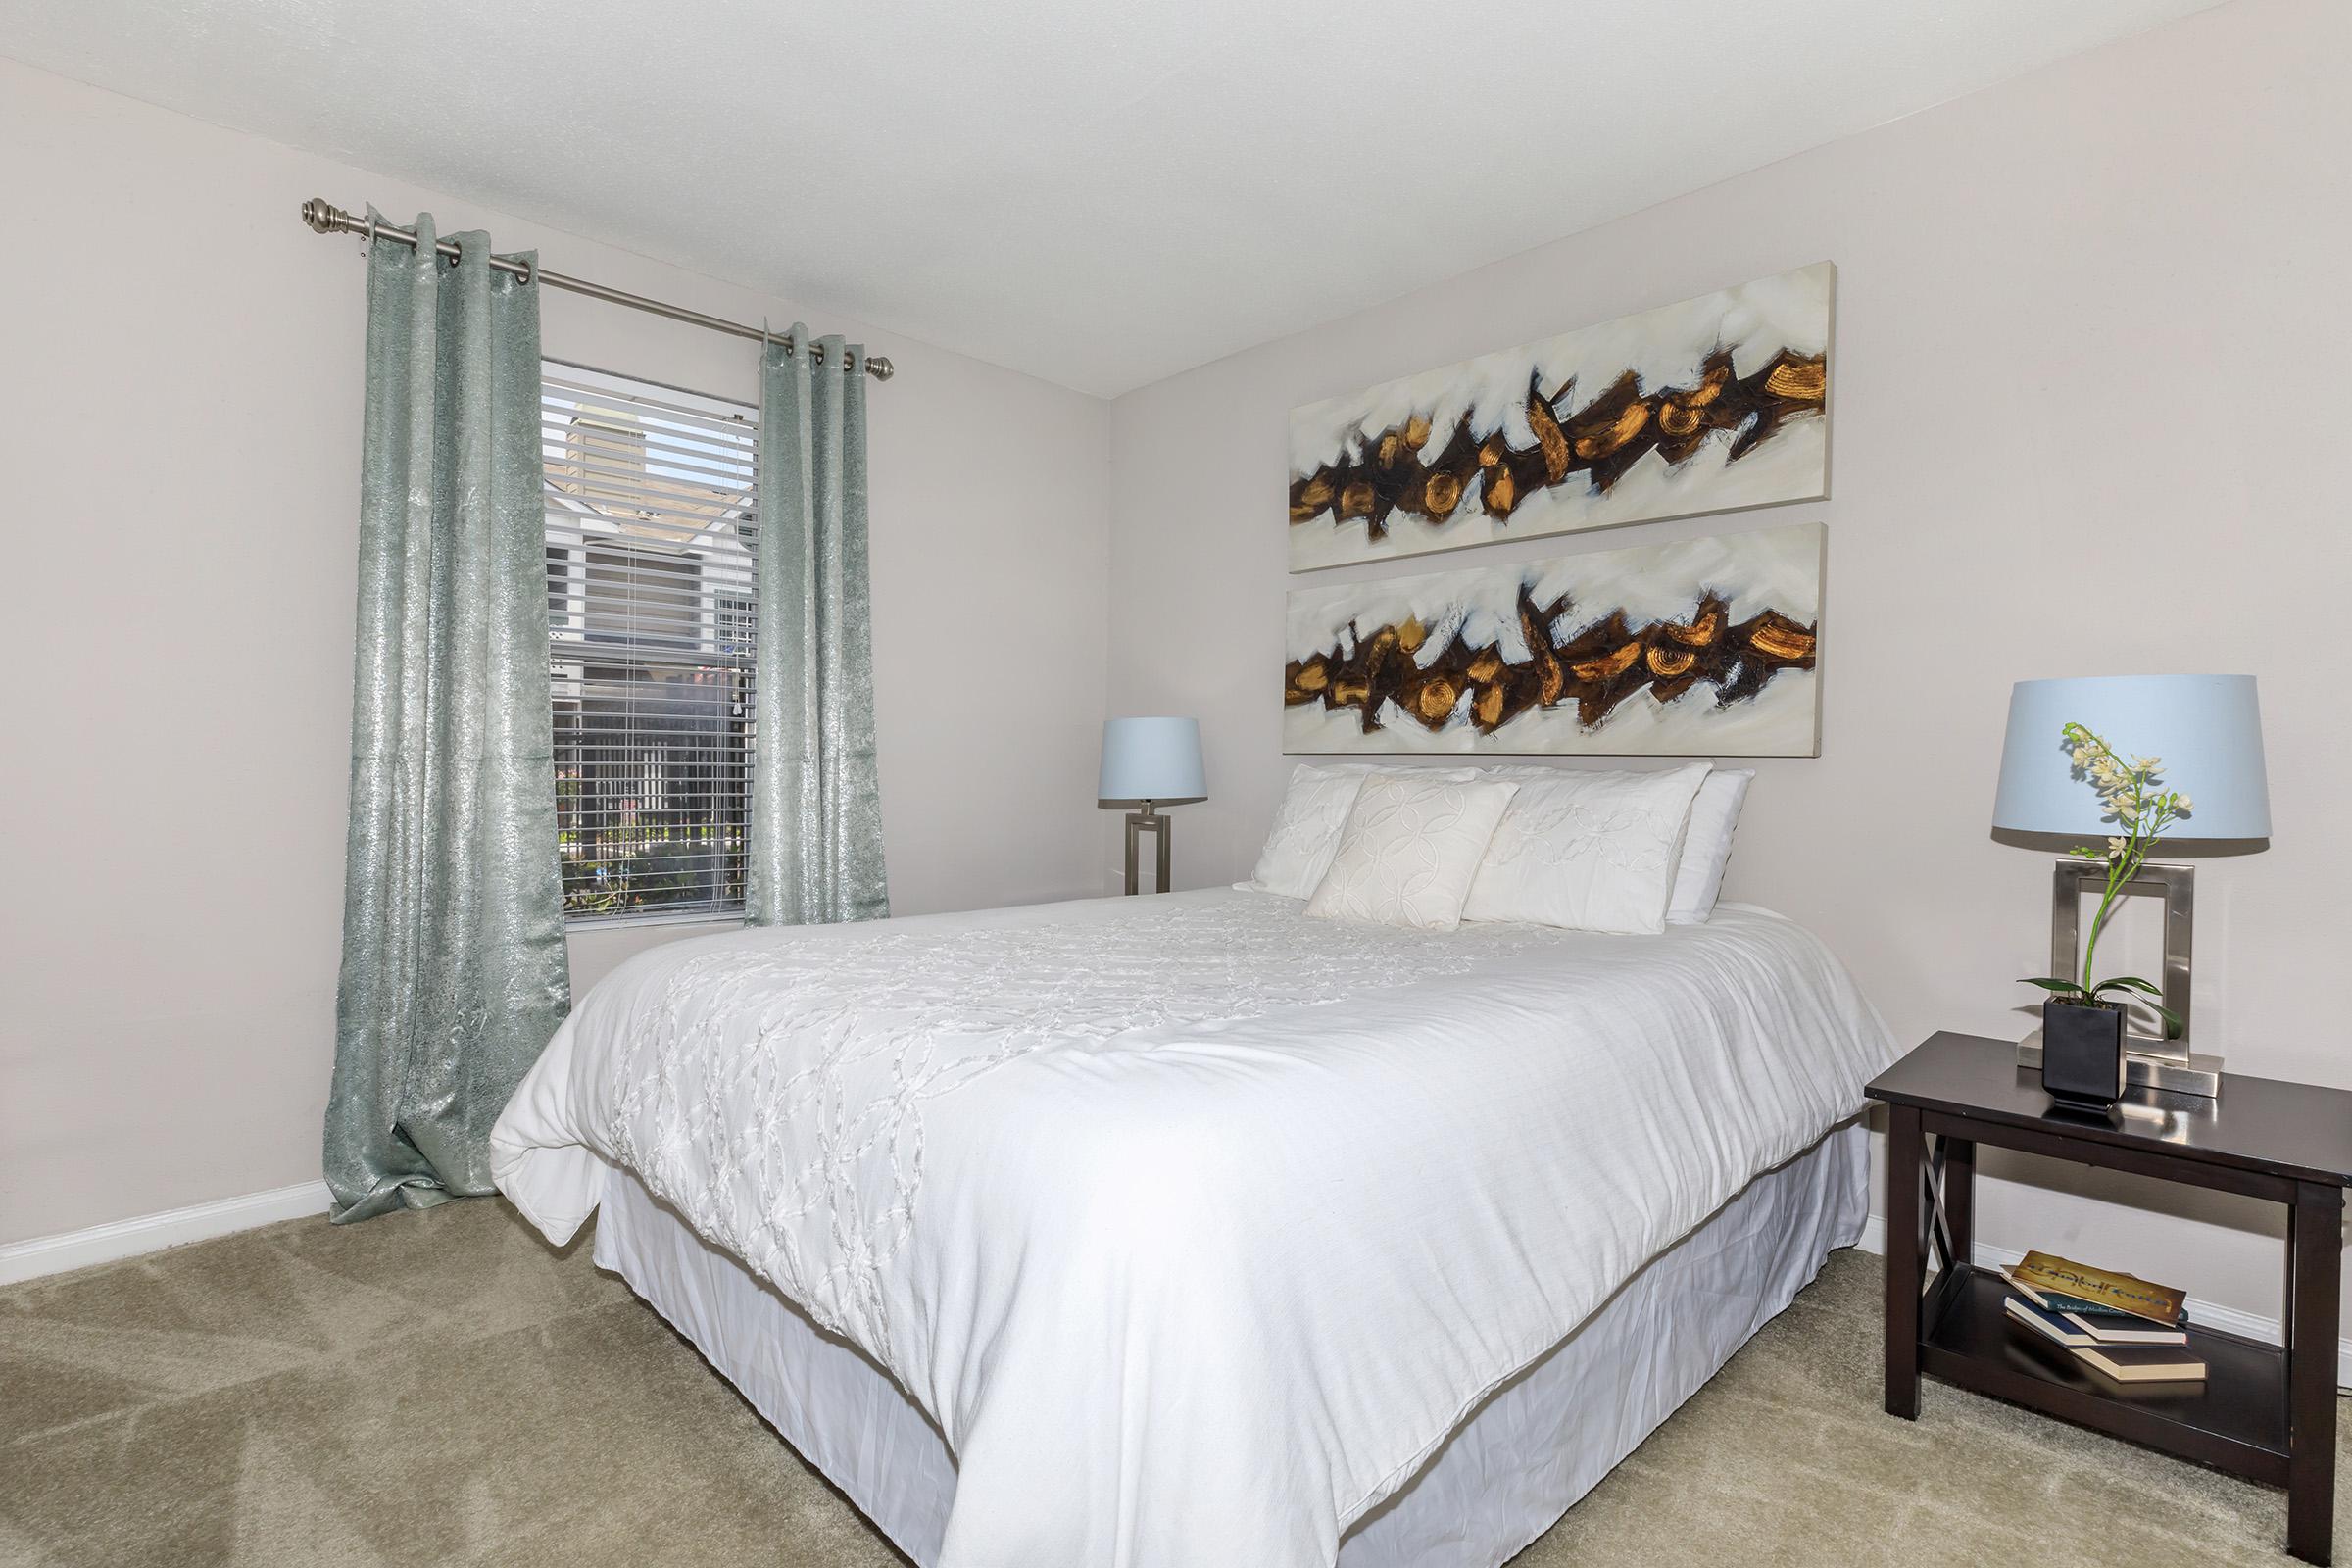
1867, 1032, 2352, 1565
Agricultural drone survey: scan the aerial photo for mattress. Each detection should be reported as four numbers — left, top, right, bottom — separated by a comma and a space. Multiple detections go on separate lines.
592, 1122, 1870, 1568
494, 887, 1896, 1566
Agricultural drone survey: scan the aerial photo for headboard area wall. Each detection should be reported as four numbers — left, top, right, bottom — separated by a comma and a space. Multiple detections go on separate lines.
1101, 0, 2349, 1343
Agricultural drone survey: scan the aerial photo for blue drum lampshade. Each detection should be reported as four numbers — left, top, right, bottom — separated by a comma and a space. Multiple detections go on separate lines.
1099, 717, 1206, 803
1991, 674, 2270, 840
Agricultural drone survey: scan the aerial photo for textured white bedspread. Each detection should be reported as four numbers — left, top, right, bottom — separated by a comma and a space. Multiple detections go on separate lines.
492, 888, 1894, 1568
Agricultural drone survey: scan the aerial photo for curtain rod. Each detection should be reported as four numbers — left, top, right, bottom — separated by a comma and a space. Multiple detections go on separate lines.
299, 199, 895, 381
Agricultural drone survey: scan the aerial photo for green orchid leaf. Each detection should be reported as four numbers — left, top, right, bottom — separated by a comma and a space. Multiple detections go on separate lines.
2089, 976, 2165, 998
2020, 977, 2088, 995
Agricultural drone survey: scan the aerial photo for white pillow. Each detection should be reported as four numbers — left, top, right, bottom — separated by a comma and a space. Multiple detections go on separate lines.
1244, 763, 1477, 899
1461, 762, 1710, 934
1304, 773, 1519, 932
1244, 764, 1372, 899
1666, 768, 1753, 924
1461, 761, 1751, 924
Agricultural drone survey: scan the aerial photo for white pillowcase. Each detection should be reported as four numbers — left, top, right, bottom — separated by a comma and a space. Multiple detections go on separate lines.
1244, 764, 1372, 899
1460, 762, 1710, 934
1244, 763, 1475, 900
1304, 773, 1520, 932
1666, 767, 1753, 924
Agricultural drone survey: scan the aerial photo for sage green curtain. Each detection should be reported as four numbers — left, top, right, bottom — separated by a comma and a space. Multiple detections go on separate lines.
323, 213, 571, 1223
746, 326, 889, 925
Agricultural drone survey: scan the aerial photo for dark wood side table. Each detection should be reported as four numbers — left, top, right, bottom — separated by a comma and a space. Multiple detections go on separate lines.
1868, 1033, 2352, 1565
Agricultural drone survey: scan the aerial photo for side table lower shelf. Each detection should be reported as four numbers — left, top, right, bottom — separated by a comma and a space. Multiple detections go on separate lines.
1921, 1265, 2290, 1485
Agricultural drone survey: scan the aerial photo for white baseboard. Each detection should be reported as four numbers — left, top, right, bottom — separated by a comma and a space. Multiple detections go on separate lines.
1854, 1214, 2352, 1391
0, 1180, 333, 1286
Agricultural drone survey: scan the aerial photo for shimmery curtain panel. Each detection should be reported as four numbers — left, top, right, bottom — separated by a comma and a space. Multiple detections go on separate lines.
323, 213, 571, 1223
745, 326, 890, 925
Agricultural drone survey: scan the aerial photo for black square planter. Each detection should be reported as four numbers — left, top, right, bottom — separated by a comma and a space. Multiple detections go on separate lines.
2041, 1000, 2126, 1107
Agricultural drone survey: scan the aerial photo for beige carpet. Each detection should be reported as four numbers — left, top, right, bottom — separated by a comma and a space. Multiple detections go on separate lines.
2, 1198, 2340, 1567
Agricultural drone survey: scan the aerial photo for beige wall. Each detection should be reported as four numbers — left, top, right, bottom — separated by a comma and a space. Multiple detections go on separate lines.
0, 59, 1110, 1246
1103, 0, 2352, 1333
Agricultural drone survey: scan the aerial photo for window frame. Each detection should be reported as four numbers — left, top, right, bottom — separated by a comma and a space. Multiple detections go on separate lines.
541, 357, 760, 931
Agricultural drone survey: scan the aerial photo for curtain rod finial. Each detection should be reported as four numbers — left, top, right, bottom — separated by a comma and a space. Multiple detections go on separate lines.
868, 355, 895, 381
301, 198, 348, 235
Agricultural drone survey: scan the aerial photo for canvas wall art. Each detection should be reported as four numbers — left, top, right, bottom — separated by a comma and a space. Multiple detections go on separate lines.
1287, 264, 1832, 571
1284, 522, 1823, 757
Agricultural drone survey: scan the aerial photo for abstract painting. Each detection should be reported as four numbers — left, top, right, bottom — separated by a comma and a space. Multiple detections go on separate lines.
1284, 522, 1823, 757
1288, 265, 1832, 571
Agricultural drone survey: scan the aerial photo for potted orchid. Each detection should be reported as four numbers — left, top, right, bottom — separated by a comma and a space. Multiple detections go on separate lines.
2021, 722, 2190, 1089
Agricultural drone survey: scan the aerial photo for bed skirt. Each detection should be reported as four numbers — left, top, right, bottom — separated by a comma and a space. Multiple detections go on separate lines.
586, 1118, 1867, 1568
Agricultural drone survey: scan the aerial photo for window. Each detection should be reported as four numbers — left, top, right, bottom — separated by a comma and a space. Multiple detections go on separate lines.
542, 362, 759, 924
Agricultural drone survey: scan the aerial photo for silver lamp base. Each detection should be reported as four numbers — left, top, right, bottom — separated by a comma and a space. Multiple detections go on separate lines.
2023, 858, 2218, 1099
1123, 803, 1172, 896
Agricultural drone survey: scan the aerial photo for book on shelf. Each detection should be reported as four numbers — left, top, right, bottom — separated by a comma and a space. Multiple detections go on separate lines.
2002, 1269, 2146, 1321
2001, 1268, 2192, 1344
2005, 1295, 2207, 1381
2069, 1341, 2207, 1385
2007, 1250, 2187, 1327
2004, 1295, 2096, 1348
2062, 1310, 2189, 1347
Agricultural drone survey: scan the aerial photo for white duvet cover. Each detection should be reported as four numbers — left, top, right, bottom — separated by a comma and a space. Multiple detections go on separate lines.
492, 888, 1895, 1568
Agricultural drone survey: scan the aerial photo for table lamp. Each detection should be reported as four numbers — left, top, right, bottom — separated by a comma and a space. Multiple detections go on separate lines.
1992, 674, 2270, 1097
1099, 717, 1206, 896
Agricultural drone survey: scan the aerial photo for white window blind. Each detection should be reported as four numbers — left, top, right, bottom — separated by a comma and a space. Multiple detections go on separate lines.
542, 362, 759, 924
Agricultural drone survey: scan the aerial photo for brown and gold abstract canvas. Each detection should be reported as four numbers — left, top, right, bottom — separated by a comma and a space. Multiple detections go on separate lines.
1289, 266, 1832, 571
1285, 523, 1823, 757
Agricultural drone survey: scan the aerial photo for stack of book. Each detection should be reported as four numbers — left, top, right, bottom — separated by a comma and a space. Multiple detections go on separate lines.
2000, 1250, 2205, 1385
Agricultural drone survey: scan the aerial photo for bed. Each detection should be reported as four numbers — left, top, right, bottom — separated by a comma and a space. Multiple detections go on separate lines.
492, 885, 1895, 1567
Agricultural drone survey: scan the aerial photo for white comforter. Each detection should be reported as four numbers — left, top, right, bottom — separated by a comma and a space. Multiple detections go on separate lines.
492, 888, 1894, 1568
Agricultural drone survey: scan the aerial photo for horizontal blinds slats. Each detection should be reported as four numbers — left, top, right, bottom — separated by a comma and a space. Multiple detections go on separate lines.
546, 501, 750, 538
544, 422, 754, 471
540, 402, 756, 447
542, 408, 755, 454
546, 447, 754, 494
546, 511, 749, 543
548, 575, 755, 610
548, 473, 752, 514
545, 361, 760, 925
542, 377, 757, 436
542, 393, 755, 434
545, 457, 751, 497
550, 647, 750, 675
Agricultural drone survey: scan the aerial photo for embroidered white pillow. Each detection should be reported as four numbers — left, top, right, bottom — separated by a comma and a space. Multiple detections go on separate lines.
1667, 768, 1754, 924
1244, 764, 1372, 899
1460, 762, 1710, 934
1304, 773, 1519, 932
1243, 764, 1479, 900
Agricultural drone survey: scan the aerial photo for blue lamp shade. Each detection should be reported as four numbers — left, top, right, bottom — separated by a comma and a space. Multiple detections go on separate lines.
1099, 717, 1205, 803
1991, 674, 2270, 840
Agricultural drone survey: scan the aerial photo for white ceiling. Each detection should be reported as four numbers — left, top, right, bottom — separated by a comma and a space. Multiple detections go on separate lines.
0, 0, 2217, 396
